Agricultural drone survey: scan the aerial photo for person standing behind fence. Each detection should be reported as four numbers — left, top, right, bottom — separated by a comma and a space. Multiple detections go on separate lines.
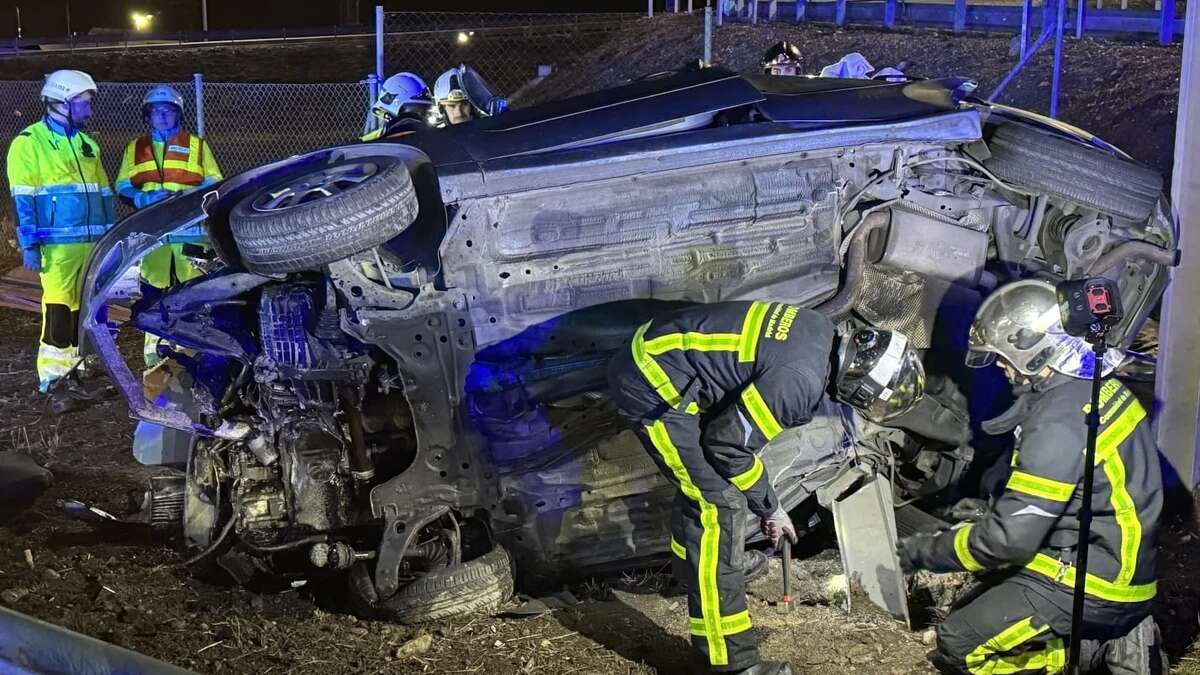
115, 85, 222, 366
6, 69, 116, 415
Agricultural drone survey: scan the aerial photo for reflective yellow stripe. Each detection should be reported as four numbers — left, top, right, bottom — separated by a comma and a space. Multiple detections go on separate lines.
965, 617, 1065, 675
670, 537, 687, 560
737, 301, 771, 363
631, 322, 697, 415
1095, 398, 1147, 463
689, 611, 753, 637
1096, 399, 1147, 586
730, 457, 764, 491
1006, 471, 1076, 503
643, 331, 740, 355
645, 421, 728, 665
1025, 554, 1157, 603
741, 383, 783, 440
954, 525, 984, 572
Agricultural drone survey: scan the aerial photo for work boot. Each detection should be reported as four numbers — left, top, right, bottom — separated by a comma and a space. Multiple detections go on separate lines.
726, 661, 793, 675
45, 374, 107, 416
1105, 615, 1168, 675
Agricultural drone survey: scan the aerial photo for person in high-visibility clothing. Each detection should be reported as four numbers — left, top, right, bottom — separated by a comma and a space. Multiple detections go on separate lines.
897, 280, 1166, 674
608, 301, 925, 674
115, 85, 222, 366
361, 72, 433, 142
6, 69, 116, 414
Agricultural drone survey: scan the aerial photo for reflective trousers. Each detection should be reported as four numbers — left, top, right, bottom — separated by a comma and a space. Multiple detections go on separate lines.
630, 408, 759, 672
139, 244, 202, 366
37, 242, 91, 392
934, 573, 1152, 674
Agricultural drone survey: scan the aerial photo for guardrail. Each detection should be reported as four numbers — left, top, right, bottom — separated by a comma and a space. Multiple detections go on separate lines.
0, 606, 195, 674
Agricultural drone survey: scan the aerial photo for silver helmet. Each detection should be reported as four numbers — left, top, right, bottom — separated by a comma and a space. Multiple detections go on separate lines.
835, 328, 925, 423
966, 279, 1123, 379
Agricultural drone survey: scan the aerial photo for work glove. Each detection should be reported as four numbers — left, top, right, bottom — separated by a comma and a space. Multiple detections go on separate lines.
22, 247, 40, 272
760, 506, 798, 547
896, 533, 939, 575
949, 497, 991, 523
133, 190, 171, 209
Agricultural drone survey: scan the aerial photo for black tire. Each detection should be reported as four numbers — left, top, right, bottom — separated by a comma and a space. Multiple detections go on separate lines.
350, 546, 514, 624
228, 154, 419, 274
984, 123, 1163, 222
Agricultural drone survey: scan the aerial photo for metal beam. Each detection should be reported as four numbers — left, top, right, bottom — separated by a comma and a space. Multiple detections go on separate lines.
1050, 0, 1066, 117
1155, 0, 1200, 489
0, 606, 195, 674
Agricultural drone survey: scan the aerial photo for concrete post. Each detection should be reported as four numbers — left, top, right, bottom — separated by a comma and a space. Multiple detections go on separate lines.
1155, 0, 1200, 489
193, 73, 204, 137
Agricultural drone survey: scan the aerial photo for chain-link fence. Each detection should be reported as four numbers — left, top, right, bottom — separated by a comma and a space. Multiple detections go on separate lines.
382, 11, 643, 104
0, 79, 370, 227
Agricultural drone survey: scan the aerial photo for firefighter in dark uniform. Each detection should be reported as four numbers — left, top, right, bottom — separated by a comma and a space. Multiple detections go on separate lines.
608, 301, 926, 674
897, 280, 1165, 674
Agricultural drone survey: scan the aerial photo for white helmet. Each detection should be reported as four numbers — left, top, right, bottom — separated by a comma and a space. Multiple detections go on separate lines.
143, 85, 184, 113
966, 280, 1124, 379
372, 72, 431, 121
433, 67, 468, 104
42, 69, 97, 103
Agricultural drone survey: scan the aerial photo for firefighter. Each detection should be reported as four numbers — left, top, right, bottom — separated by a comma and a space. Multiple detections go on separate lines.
897, 280, 1165, 674
6, 69, 116, 414
115, 85, 222, 366
607, 301, 925, 674
432, 65, 507, 126
361, 71, 434, 141
761, 41, 804, 76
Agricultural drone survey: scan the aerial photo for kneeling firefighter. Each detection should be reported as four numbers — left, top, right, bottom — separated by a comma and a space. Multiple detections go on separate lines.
608, 301, 925, 674
897, 280, 1165, 674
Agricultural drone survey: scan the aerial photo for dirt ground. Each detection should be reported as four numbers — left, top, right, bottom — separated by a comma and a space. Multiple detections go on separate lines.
0, 298, 1198, 675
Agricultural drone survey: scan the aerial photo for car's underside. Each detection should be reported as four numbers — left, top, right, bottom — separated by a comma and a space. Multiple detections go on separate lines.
80, 68, 1177, 621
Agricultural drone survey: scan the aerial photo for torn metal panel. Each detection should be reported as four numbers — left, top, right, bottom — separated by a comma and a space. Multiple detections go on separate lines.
831, 475, 910, 626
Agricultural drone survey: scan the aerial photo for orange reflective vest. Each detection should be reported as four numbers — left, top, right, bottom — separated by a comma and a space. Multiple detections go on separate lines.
127, 131, 206, 191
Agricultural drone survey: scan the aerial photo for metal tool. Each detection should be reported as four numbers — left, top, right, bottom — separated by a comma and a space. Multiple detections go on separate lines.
781, 538, 794, 612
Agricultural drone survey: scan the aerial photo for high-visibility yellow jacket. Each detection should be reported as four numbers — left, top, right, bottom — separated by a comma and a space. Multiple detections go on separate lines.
6, 118, 115, 250
115, 129, 222, 243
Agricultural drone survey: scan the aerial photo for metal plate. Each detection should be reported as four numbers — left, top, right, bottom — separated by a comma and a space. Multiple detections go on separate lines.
831, 475, 910, 626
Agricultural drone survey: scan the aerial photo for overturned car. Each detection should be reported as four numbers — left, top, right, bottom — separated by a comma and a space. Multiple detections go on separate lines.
81, 68, 1176, 622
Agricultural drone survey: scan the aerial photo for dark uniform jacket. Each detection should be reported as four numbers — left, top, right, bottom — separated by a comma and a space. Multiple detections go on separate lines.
914, 374, 1161, 605
613, 301, 836, 518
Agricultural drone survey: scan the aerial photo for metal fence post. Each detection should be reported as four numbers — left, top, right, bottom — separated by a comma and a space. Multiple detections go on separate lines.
769, 0, 778, 21
1076, 0, 1086, 38
884, 0, 897, 28
717, 0, 724, 25
364, 73, 380, 135
375, 5, 384, 81
193, 73, 204, 137
954, 0, 968, 32
1020, 0, 1032, 58
649, 0, 654, 17
704, 4, 713, 63
689, 0, 694, 13
836, 0, 847, 25
1050, 0, 1066, 117
751, 0, 759, 23
1160, 0, 1175, 44
796, 0, 806, 22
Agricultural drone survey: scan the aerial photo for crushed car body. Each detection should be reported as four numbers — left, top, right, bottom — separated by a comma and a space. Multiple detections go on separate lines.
80, 67, 1177, 620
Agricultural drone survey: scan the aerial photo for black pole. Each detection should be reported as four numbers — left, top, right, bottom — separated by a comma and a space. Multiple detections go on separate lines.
1067, 335, 1106, 673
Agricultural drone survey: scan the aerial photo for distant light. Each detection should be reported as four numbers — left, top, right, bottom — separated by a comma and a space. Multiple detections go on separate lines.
456, 31, 470, 44
131, 12, 154, 32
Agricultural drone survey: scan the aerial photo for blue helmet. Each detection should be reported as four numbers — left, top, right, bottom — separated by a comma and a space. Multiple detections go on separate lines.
373, 72, 431, 121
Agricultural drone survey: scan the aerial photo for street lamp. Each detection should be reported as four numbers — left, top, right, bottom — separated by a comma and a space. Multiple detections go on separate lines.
456, 31, 470, 44
131, 12, 154, 32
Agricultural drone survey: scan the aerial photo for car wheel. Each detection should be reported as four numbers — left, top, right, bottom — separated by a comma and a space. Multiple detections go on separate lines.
983, 123, 1163, 222
347, 545, 514, 624
228, 154, 419, 275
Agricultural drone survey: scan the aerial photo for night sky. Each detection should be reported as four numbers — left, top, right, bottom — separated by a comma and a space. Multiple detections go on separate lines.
0, 0, 660, 38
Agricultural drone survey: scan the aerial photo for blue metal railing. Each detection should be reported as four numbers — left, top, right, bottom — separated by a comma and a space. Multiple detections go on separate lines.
669, 0, 1182, 43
